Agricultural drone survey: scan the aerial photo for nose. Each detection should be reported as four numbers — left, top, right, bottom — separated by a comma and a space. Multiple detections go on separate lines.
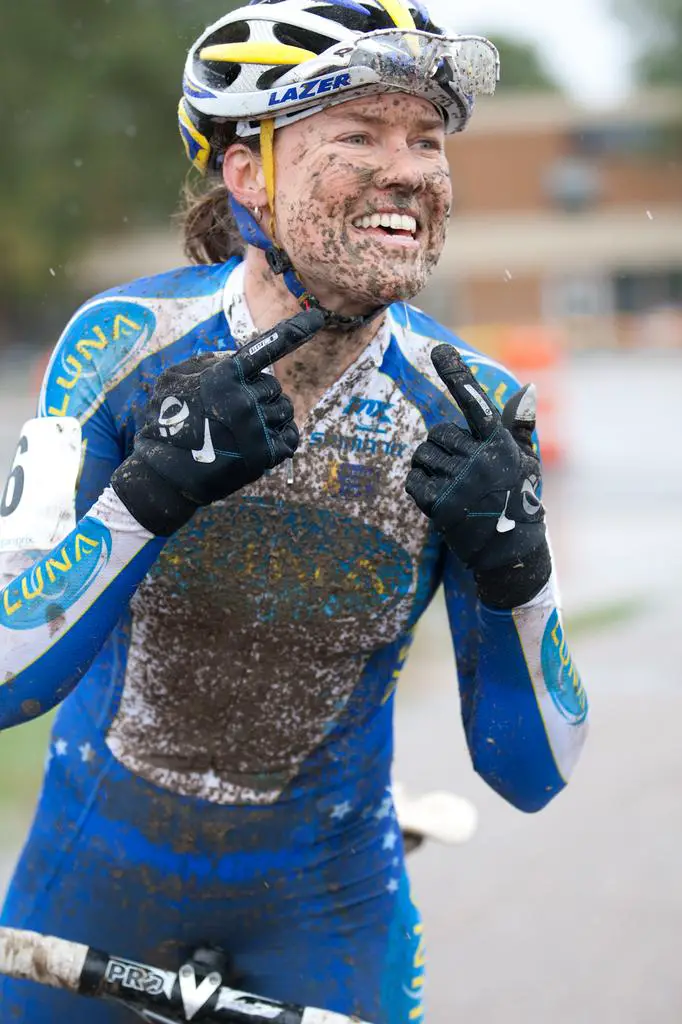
373, 146, 426, 194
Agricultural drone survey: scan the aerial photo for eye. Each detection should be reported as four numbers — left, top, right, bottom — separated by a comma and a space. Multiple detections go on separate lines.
413, 137, 444, 152
340, 133, 372, 146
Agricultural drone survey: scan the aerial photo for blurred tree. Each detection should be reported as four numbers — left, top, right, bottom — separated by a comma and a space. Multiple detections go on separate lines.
492, 35, 564, 93
0, 1, 240, 333
615, 0, 682, 84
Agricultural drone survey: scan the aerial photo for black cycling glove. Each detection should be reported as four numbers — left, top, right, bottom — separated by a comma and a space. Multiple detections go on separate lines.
406, 345, 551, 609
112, 308, 326, 536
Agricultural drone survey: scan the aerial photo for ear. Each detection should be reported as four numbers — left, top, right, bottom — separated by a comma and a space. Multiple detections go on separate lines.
222, 143, 269, 214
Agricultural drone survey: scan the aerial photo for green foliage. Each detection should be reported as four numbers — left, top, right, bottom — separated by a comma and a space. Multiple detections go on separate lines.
492, 35, 563, 93
0, 712, 53, 840
615, 0, 682, 84
0, 2, 240, 320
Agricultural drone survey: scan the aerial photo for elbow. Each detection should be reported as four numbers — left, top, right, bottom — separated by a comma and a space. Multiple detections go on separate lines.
475, 762, 565, 814
469, 740, 569, 814
468, 714, 588, 814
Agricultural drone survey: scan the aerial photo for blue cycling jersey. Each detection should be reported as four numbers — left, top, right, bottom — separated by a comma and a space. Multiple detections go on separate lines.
0, 258, 588, 1022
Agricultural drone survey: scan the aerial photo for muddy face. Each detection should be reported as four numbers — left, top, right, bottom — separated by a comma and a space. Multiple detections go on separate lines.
272, 93, 452, 315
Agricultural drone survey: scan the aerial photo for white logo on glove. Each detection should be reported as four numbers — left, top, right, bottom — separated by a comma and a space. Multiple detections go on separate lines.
496, 490, 516, 533
521, 476, 542, 517
158, 396, 189, 437
191, 419, 216, 464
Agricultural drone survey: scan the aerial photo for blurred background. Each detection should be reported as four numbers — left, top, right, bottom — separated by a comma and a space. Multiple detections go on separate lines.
1, 1, 681, 1020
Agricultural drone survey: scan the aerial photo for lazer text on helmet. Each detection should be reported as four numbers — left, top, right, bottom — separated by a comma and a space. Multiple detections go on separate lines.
267, 73, 353, 109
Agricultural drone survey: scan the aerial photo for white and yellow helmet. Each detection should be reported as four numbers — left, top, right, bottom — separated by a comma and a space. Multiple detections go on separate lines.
179, 0, 499, 174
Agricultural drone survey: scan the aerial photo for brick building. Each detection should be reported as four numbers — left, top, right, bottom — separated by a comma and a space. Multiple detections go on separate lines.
420, 88, 682, 350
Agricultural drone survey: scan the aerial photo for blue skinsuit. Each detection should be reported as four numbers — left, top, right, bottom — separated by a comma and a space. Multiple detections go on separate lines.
0, 258, 588, 1022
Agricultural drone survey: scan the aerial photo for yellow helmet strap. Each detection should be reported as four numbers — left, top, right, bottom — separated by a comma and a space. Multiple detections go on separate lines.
259, 118, 277, 238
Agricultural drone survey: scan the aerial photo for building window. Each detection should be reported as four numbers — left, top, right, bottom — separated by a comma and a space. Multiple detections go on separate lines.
543, 274, 614, 320
572, 123, 663, 157
614, 269, 682, 314
544, 158, 602, 212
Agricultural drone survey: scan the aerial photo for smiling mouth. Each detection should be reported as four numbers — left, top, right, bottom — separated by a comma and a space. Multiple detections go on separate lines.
351, 212, 420, 241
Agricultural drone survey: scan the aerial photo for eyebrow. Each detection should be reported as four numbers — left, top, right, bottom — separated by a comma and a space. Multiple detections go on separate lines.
323, 109, 444, 132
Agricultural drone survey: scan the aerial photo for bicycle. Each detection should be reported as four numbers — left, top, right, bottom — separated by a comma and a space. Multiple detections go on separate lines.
0, 787, 477, 1023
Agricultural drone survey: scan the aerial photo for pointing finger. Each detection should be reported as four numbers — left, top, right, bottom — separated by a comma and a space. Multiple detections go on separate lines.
235, 308, 327, 377
431, 345, 499, 441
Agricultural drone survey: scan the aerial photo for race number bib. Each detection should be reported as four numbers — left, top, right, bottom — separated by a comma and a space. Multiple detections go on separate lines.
0, 417, 82, 553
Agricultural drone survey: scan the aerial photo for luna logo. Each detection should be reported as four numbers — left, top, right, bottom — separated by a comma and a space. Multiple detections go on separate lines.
381, 635, 415, 706
157, 502, 413, 623
268, 72, 352, 107
401, 917, 425, 1020
541, 610, 588, 724
44, 300, 156, 420
0, 518, 112, 631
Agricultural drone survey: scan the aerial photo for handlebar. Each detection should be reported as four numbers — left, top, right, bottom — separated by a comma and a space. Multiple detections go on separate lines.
0, 926, 371, 1024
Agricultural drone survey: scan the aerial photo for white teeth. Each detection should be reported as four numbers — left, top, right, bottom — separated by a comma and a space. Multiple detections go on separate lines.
351, 213, 418, 235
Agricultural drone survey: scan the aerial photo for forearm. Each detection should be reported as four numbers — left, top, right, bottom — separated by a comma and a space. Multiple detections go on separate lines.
0, 488, 164, 730
465, 575, 588, 812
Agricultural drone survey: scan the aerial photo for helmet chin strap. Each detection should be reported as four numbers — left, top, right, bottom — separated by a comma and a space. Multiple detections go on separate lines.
229, 118, 387, 332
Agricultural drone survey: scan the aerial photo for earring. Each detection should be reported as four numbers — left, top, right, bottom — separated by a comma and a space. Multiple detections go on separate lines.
252, 206, 262, 223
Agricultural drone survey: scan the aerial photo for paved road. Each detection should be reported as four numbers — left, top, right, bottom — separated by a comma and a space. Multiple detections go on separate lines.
1, 349, 681, 1022
395, 351, 682, 1022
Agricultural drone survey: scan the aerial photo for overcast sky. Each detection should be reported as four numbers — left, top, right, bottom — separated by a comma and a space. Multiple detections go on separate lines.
427, 0, 637, 107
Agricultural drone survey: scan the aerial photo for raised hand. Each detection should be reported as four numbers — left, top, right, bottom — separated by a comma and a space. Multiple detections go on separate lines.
112, 308, 326, 536
405, 344, 551, 608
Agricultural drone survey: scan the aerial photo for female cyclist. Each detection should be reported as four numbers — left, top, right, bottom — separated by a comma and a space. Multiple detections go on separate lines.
0, 2, 588, 1020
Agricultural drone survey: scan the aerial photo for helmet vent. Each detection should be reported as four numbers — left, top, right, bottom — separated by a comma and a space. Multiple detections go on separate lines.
306, 3, 400, 32
197, 21, 251, 90
256, 64, 298, 89
272, 22, 338, 53
202, 21, 252, 47
308, 2, 441, 34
